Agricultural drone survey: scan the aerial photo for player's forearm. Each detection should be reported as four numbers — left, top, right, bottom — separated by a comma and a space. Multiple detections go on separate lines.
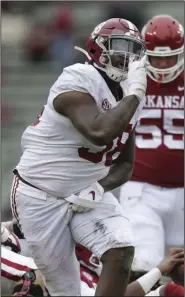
92, 95, 139, 145
92, 57, 146, 146
98, 161, 133, 192
124, 281, 145, 296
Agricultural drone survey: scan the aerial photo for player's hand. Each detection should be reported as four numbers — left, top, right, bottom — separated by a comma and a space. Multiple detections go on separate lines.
167, 248, 184, 257
71, 182, 104, 213
1, 224, 21, 253
157, 248, 184, 276
128, 55, 148, 102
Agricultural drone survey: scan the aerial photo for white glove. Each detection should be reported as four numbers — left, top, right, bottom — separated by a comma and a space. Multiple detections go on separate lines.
67, 182, 104, 213
127, 55, 148, 102
72, 204, 90, 213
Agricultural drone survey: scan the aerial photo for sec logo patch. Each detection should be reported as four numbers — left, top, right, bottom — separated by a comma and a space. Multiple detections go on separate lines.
102, 98, 112, 110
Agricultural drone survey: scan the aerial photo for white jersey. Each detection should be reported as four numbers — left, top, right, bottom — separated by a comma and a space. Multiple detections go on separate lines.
16, 63, 144, 198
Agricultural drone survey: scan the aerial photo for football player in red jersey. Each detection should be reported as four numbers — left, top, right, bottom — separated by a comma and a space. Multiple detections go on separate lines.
120, 15, 184, 278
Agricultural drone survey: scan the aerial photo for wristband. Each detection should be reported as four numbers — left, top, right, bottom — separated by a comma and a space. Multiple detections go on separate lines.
137, 268, 162, 294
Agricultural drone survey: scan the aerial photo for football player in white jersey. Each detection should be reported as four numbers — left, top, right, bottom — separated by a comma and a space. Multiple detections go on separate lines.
10, 18, 148, 295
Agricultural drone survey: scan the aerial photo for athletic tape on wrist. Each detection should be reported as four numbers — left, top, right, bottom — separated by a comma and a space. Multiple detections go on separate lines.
137, 268, 162, 294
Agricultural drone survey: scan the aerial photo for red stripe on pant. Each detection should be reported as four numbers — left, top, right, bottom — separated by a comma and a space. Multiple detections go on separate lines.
1, 269, 20, 282
1, 256, 30, 281
11, 176, 18, 219
11, 176, 19, 222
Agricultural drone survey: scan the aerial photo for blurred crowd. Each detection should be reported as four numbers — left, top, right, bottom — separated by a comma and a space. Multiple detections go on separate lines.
2, 2, 145, 71
2, 1, 183, 70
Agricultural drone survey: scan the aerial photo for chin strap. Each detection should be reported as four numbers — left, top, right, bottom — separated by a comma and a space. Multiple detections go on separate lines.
74, 46, 92, 61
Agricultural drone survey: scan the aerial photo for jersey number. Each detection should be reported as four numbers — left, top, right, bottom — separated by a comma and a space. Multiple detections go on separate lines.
136, 109, 184, 149
78, 124, 132, 166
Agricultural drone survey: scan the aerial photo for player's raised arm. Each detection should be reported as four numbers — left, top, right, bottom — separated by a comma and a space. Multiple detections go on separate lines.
54, 57, 147, 146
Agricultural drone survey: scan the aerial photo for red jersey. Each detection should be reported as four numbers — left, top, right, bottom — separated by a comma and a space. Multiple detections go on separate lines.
132, 73, 184, 188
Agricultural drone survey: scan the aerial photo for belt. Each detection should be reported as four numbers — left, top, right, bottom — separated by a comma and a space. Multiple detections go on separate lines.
13, 169, 41, 191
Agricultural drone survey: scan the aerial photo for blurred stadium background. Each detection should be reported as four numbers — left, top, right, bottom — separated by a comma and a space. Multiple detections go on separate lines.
1, 1, 184, 220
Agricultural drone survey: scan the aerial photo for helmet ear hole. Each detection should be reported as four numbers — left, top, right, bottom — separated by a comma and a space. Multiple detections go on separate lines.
99, 55, 109, 64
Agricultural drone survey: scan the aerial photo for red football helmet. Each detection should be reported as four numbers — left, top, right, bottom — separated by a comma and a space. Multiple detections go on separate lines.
164, 283, 184, 297
75, 18, 145, 82
142, 15, 184, 83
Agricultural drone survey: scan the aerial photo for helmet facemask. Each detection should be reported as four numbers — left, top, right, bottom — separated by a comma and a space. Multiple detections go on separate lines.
95, 35, 146, 82
146, 46, 184, 83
